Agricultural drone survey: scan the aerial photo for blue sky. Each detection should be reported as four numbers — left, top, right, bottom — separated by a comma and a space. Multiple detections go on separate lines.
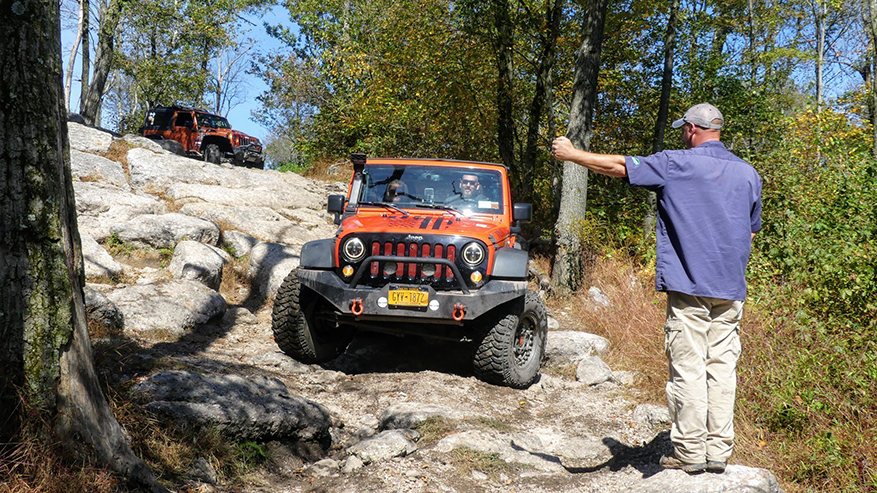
61, 5, 294, 141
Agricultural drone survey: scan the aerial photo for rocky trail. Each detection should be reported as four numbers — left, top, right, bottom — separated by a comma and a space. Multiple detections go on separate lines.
70, 122, 782, 492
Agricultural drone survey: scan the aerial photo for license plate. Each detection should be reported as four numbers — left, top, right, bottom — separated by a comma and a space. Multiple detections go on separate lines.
388, 286, 429, 308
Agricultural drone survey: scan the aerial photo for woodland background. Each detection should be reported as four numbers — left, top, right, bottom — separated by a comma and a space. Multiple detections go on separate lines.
55, 0, 877, 490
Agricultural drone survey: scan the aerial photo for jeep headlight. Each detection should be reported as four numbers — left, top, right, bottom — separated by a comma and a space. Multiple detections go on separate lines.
461, 242, 485, 267
342, 237, 365, 262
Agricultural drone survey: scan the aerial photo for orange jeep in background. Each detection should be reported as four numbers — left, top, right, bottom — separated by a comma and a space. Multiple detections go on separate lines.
140, 106, 264, 168
272, 154, 547, 388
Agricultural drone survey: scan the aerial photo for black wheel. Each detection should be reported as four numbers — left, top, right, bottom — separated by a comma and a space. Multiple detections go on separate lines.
272, 268, 353, 363
203, 143, 221, 164
473, 290, 547, 388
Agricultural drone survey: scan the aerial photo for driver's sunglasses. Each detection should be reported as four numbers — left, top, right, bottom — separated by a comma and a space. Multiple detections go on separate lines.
461, 179, 478, 186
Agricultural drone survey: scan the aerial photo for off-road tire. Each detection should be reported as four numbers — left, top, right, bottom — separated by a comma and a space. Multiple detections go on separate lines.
272, 268, 353, 363
473, 290, 547, 388
203, 143, 221, 164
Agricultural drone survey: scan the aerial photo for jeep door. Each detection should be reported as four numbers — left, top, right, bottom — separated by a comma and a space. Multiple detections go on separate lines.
170, 111, 197, 151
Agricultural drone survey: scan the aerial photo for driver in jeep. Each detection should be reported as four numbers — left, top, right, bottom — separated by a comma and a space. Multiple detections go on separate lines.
447, 173, 488, 205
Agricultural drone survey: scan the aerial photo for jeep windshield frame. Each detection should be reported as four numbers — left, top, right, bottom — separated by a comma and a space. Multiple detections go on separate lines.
195, 112, 232, 129
358, 164, 505, 215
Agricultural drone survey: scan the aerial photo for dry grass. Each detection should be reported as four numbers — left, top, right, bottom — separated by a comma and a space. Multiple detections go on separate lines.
0, 400, 120, 493
102, 140, 132, 184
301, 156, 351, 182
219, 255, 252, 303
547, 255, 667, 403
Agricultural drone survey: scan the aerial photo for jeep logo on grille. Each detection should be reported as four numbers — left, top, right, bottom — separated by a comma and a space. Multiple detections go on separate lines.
405, 235, 424, 242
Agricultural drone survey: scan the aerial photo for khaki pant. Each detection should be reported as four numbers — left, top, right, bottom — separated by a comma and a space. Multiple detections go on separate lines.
664, 291, 743, 464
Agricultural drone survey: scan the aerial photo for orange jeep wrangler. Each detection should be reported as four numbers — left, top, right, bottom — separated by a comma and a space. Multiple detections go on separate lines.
272, 154, 547, 388
140, 106, 264, 168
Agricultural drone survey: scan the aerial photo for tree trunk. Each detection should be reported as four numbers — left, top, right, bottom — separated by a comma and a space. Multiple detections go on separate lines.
815, 0, 826, 110
81, 0, 122, 126
0, 3, 165, 490
78, 0, 90, 114
522, 0, 563, 192
552, 0, 609, 292
870, 0, 877, 155
65, 23, 82, 111
493, 0, 516, 172
646, 0, 680, 236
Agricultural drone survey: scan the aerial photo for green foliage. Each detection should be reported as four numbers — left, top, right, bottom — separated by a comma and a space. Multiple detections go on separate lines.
739, 109, 877, 491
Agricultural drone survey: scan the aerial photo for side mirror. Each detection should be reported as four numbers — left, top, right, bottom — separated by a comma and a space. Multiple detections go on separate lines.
512, 203, 532, 223
511, 203, 531, 234
327, 194, 346, 224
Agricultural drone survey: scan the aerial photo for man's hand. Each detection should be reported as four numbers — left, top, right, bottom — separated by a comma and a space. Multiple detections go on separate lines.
550, 136, 628, 178
551, 136, 577, 162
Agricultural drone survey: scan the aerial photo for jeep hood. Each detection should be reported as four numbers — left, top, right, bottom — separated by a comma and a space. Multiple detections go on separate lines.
230, 129, 260, 142
341, 213, 510, 244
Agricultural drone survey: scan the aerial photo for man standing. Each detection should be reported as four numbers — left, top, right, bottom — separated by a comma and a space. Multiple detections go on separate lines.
551, 103, 762, 474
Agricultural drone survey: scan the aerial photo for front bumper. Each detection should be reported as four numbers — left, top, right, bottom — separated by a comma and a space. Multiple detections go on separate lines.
296, 268, 527, 324
233, 144, 263, 163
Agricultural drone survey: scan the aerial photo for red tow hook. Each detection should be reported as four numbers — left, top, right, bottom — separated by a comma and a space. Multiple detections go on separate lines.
351, 298, 364, 316
452, 303, 466, 321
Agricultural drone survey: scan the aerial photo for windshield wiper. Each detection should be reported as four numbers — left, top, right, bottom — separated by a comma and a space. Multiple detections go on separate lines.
414, 203, 465, 217
358, 201, 410, 217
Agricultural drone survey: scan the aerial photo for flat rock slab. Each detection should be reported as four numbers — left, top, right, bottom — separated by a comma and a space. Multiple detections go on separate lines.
131, 370, 331, 443
105, 279, 226, 337
68, 122, 113, 153
111, 212, 220, 249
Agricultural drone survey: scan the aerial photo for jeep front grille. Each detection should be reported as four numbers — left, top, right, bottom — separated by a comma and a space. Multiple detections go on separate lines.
368, 240, 457, 281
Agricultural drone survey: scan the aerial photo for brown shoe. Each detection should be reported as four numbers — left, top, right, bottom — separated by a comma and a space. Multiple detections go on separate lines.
660, 454, 707, 474
706, 460, 727, 473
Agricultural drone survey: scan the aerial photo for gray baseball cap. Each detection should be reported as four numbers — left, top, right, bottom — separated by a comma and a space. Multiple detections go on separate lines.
671, 103, 724, 130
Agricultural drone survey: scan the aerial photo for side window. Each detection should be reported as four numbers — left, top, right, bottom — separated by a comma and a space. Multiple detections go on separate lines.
174, 112, 193, 128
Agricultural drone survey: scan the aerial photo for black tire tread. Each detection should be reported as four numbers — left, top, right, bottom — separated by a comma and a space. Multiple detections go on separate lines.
271, 268, 351, 363
473, 290, 547, 388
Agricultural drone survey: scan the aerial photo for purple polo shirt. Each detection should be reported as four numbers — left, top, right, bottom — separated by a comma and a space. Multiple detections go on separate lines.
625, 141, 762, 300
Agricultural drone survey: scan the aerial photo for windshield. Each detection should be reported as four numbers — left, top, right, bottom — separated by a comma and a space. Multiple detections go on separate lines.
195, 112, 232, 129
359, 164, 504, 214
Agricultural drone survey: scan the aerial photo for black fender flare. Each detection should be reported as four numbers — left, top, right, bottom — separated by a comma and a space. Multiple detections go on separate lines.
300, 238, 336, 269
491, 247, 529, 279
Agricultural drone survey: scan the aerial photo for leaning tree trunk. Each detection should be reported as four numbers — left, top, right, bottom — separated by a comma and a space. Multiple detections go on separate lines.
0, 3, 164, 490
552, 0, 609, 292
522, 0, 563, 193
78, 0, 90, 114
80, 0, 123, 126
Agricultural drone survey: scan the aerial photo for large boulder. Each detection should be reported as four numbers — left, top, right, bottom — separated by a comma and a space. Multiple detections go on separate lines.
178, 202, 334, 247
105, 280, 226, 338
70, 149, 129, 189
74, 181, 167, 241
247, 242, 300, 301
131, 370, 332, 443
168, 240, 230, 290
347, 429, 418, 464
82, 233, 123, 279
110, 213, 220, 249
545, 330, 610, 365
68, 122, 113, 153
166, 182, 323, 211
83, 285, 124, 331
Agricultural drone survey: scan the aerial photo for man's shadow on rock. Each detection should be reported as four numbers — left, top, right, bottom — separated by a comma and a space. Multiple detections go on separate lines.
563, 430, 672, 479
321, 331, 476, 378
